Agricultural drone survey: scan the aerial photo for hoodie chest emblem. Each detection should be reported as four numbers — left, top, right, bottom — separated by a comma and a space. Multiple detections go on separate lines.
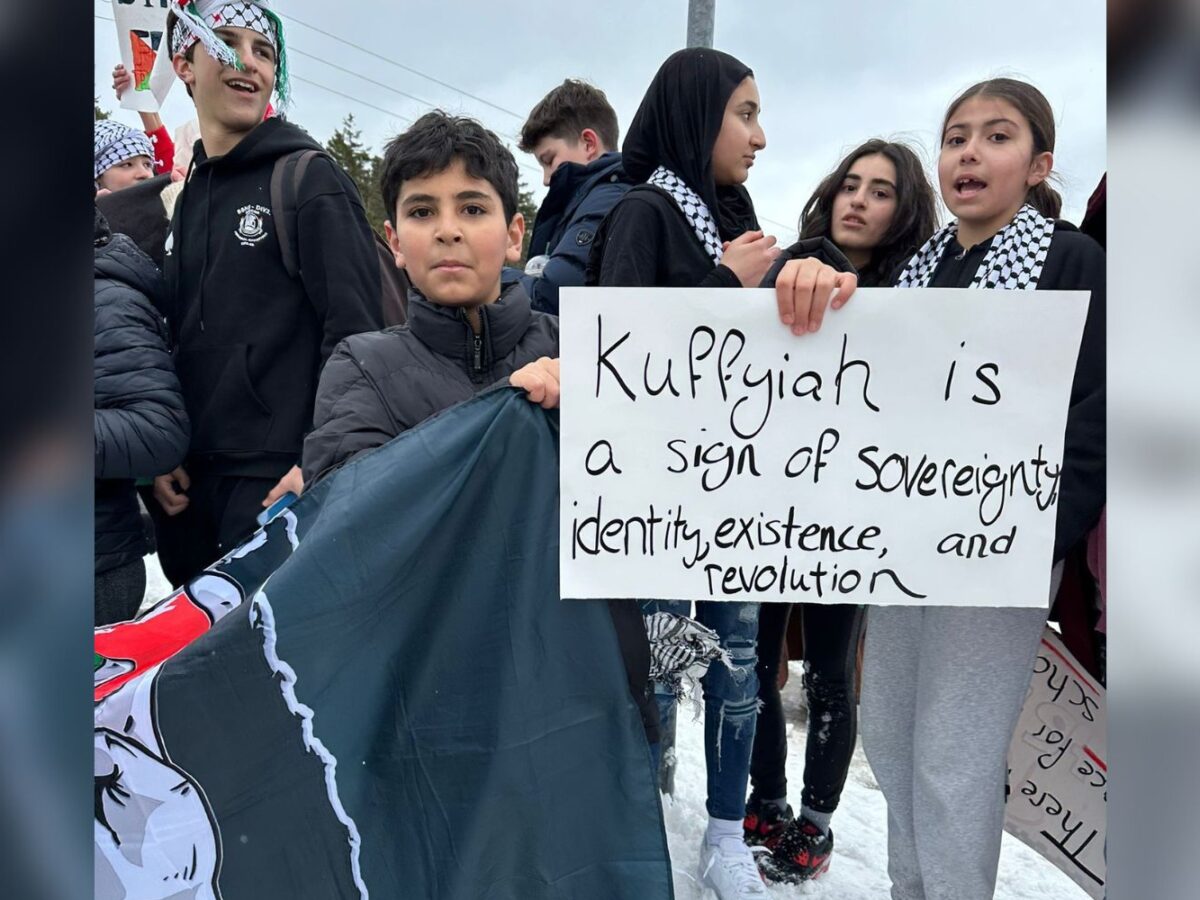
235, 204, 272, 246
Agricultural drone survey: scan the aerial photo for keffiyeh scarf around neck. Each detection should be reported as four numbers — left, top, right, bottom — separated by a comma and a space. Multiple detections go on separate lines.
647, 166, 725, 264
896, 203, 1055, 289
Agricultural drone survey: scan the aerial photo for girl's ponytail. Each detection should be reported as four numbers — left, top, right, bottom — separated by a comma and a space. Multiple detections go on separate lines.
1026, 181, 1062, 219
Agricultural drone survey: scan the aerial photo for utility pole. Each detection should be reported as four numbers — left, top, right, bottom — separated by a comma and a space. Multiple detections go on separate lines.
686, 0, 715, 48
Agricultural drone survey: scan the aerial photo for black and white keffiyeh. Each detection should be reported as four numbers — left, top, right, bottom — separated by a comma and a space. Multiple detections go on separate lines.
896, 203, 1055, 290
94, 120, 155, 182
644, 611, 732, 708
647, 166, 725, 265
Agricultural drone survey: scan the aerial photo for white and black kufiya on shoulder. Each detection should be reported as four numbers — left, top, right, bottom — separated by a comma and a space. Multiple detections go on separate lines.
647, 166, 725, 264
897, 203, 1055, 290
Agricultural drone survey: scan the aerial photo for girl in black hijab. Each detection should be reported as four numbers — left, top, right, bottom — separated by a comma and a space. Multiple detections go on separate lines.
589, 48, 856, 332
587, 48, 858, 900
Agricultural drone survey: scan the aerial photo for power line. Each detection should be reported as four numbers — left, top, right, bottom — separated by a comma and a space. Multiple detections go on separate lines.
291, 76, 413, 126
289, 47, 436, 111
282, 14, 525, 121
287, 45, 531, 150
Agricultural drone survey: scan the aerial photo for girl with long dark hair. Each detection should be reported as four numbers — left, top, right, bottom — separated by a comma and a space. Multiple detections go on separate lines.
745, 138, 938, 884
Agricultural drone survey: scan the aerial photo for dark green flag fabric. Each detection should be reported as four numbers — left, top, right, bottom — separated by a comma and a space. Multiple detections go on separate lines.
94, 387, 673, 900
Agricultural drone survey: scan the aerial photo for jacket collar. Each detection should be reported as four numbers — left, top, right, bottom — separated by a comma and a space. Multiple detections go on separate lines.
531, 152, 626, 251
408, 282, 534, 371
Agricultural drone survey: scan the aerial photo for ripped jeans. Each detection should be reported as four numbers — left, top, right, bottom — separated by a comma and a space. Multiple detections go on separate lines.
642, 599, 761, 821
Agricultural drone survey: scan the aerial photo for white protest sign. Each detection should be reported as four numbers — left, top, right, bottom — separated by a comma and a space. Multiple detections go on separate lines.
1005, 627, 1106, 898
559, 287, 1089, 606
112, 0, 176, 113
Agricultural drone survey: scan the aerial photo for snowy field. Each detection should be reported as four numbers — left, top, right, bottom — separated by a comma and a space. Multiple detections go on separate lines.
141, 557, 1086, 898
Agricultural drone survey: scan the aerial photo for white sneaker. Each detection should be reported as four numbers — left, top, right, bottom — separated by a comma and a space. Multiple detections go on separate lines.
698, 837, 768, 898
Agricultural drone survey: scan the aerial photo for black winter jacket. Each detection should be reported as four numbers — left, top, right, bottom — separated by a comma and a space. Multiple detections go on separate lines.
302, 284, 558, 484
94, 211, 189, 574
587, 185, 744, 288
518, 152, 633, 315
162, 118, 383, 479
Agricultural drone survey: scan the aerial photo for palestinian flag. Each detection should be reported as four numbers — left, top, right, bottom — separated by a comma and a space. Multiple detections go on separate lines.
128, 30, 162, 92
94, 388, 672, 899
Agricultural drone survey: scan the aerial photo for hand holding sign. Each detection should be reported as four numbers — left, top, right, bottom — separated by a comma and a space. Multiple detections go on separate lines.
773, 257, 858, 335
559, 286, 1089, 606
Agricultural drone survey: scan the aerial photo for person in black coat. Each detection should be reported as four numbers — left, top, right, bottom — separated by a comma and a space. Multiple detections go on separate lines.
584, 48, 859, 900
151, 6, 384, 588
302, 111, 660, 758
509, 79, 634, 315
94, 209, 189, 625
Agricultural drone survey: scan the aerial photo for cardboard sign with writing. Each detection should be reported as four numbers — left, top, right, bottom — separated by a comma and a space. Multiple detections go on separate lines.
1006, 628, 1106, 897
559, 287, 1089, 605
112, 0, 176, 113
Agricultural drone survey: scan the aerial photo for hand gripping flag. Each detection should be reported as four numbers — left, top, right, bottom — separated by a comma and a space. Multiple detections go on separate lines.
94, 387, 672, 900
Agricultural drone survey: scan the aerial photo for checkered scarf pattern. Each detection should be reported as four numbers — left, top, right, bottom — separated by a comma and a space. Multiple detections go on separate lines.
644, 611, 732, 707
94, 120, 155, 182
647, 166, 725, 264
170, 1, 289, 107
897, 203, 1055, 290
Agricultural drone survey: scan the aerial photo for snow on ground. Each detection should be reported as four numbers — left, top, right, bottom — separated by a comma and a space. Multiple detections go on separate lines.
662, 663, 1087, 899
141, 560, 1085, 898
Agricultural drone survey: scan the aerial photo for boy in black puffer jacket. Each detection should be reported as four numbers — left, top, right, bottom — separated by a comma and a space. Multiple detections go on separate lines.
301, 111, 659, 751
94, 209, 189, 624
302, 112, 558, 483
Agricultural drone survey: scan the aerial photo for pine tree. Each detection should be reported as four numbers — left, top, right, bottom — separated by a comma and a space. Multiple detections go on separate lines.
365, 154, 390, 235
515, 178, 538, 266
326, 114, 388, 233
95, 97, 110, 121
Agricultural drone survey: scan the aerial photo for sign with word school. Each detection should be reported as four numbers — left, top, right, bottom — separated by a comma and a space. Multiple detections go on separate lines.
112, 0, 176, 113
1005, 628, 1106, 898
559, 287, 1089, 606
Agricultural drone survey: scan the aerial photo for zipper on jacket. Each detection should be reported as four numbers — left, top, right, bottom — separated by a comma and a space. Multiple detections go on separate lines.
462, 307, 486, 381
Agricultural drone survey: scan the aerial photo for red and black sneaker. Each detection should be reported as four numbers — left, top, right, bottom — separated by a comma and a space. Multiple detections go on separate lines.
757, 817, 834, 883
742, 797, 793, 847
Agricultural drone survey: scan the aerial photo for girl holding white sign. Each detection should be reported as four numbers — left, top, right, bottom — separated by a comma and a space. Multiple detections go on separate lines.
859, 78, 1105, 900
746, 139, 939, 885
586, 48, 860, 900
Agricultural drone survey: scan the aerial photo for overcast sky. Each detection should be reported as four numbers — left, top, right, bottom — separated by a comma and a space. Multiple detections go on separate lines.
94, 0, 1105, 241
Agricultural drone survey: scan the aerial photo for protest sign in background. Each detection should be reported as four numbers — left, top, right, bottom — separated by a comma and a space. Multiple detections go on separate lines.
559, 287, 1089, 606
94, 389, 672, 900
1006, 627, 1106, 898
111, 0, 176, 112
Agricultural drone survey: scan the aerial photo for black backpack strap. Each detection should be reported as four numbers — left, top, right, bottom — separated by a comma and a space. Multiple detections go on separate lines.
270, 148, 324, 279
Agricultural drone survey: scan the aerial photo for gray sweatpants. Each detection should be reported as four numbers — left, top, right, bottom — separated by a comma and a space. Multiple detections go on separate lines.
860, 584, 1057, 899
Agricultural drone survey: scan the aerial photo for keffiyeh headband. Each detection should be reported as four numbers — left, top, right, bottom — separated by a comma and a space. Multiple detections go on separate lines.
94, 120, 155, 182
170, 1, 290, 107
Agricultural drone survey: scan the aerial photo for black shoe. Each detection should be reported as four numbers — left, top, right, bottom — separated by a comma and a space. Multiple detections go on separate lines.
757, 817, 833, 883
742, 797, 793, 847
